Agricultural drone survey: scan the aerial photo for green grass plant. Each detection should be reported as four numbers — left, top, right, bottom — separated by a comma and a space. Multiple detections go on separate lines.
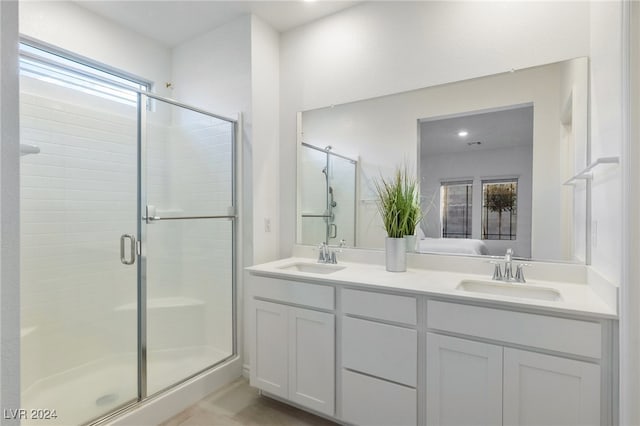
374, 166, 421, 238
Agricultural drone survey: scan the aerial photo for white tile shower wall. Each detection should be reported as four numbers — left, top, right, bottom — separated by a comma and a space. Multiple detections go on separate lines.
168, 117, 233, 354
19, 83, 139, 391
145, 109, 234, 358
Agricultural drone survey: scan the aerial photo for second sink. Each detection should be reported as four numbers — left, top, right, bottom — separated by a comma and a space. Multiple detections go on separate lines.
456, 280, 562, 301
278, 262, 345, 274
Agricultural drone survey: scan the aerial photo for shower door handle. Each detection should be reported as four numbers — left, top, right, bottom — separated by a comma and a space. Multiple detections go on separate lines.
120, 234, 136, 265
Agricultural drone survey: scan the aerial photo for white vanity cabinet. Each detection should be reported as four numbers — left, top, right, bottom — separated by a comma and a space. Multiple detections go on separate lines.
250, 277, 335, 416
426, 300, 605, 426
247, 264, 616, 426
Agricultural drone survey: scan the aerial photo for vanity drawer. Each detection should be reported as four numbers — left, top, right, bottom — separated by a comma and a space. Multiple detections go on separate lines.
342, 316, 417, 386
342, 288, 417, 325
251, 276, 334, 310
427, 300, 602, 359
342, 369, 417, 426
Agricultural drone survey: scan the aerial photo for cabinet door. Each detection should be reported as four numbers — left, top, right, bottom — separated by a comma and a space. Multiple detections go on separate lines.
289, 307, 335, 416
426, 333, 503, 426
503, 348, 600, 426
251, 300, 289, 399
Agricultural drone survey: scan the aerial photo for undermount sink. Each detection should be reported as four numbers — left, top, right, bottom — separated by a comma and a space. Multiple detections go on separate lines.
278, 262, 346, 274
456, 279, 562, 302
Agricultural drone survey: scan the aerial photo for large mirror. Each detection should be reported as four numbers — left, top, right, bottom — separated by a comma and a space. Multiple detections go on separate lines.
297, 57, 588, 263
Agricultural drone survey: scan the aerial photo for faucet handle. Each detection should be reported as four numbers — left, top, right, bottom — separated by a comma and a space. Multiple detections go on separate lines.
489, 260, 503, 280
514, 263, 530, 283
317, 242, 327, 263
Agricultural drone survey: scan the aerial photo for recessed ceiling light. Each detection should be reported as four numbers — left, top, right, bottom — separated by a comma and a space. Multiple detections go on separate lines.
458, 130, 469, 137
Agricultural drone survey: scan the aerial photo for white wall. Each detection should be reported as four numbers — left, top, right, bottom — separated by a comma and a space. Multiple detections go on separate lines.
250, 16, 280, 266
171, 16, 251, 121
1, 1, 21, 423
280, 1, 591, 258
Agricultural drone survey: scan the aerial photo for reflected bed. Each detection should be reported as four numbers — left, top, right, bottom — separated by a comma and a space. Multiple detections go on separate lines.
417, 237, 490, 255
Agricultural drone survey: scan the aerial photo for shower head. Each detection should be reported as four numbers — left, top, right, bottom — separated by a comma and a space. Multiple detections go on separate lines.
321, 167, 328, 175
324, 145, 332, 151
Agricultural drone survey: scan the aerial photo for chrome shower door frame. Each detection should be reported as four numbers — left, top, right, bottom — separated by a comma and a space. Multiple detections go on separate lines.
137, 92, 238, 402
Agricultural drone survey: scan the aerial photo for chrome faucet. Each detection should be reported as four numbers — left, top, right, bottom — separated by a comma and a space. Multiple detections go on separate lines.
317, 240, 346, 264
491, 248, 527, 283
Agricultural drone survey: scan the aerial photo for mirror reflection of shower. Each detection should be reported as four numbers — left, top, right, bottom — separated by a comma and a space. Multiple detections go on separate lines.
321, 146, 338, 242
300, 142, 357, 246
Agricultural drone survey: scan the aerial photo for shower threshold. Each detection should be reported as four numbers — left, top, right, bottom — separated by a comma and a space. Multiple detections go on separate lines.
21, 346, 231, 426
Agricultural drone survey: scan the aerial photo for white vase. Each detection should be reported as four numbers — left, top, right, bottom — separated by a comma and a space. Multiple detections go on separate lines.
385, 237, 407, 272
404, 234, 417, 253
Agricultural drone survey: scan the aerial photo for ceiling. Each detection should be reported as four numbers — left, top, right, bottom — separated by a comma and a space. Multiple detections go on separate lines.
76, 1, 361, 47
421, 105, 534, 156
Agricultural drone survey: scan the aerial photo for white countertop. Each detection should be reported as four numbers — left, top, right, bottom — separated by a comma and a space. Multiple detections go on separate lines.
246, 257, 618, 320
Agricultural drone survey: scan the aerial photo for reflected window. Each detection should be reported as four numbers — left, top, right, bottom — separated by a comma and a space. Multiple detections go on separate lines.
482, 179, 518, 240
441, 181, 472, 238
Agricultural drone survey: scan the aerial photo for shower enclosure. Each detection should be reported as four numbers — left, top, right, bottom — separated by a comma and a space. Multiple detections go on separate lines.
299, 143, 357, 246
19, 41, 236, 425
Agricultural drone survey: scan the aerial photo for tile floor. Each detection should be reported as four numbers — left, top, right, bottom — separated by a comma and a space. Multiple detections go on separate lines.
160, 378, 337, 426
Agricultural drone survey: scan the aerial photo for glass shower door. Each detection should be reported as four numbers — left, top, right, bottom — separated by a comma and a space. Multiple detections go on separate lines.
299, 145, 330, 245
19, 75, 139, 425
142, 95, 235, 395
328, 154, 357, 246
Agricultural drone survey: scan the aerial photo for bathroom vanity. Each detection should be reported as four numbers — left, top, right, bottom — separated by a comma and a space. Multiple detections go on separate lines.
246, 251, 617, 426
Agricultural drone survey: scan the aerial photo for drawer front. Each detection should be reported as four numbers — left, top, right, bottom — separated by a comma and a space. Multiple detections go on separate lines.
342, 288, 417, 325
342, 369, 417, 426
427, 300, 602, 359
251, 276, 334, 310
342, 316, 417, 387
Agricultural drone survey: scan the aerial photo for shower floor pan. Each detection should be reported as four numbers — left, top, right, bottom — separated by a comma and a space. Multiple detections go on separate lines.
21, 346, 230, 426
